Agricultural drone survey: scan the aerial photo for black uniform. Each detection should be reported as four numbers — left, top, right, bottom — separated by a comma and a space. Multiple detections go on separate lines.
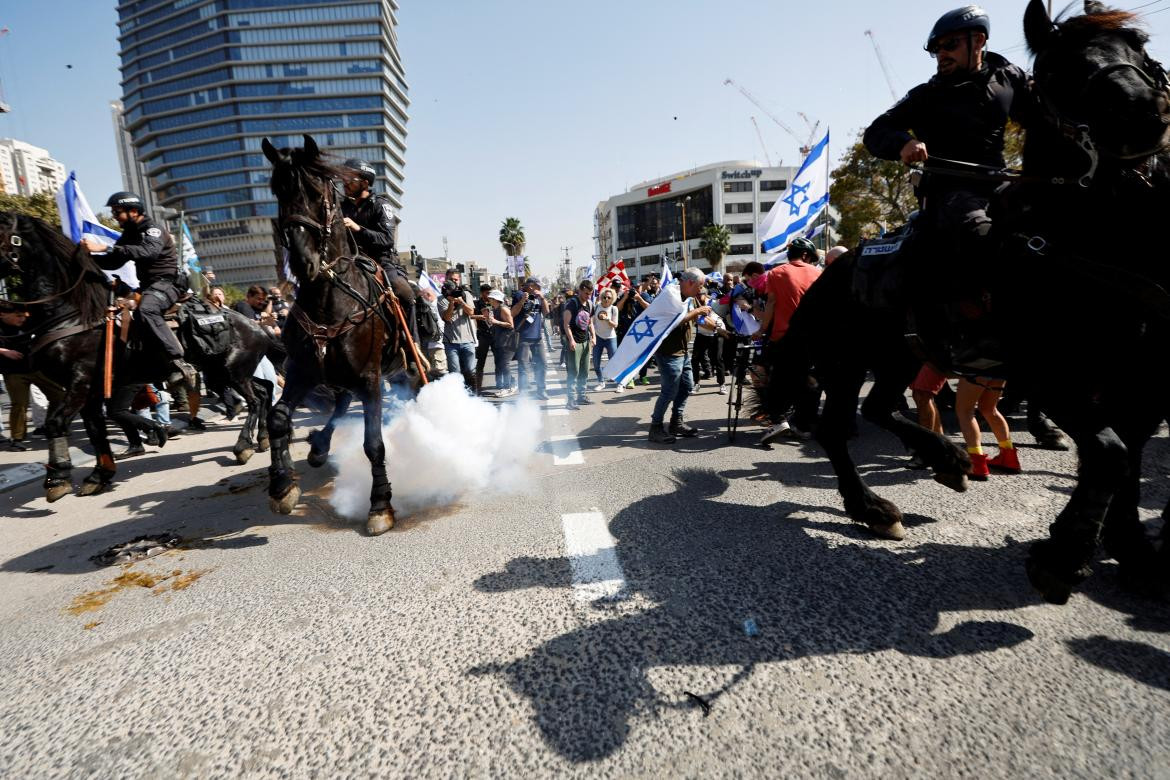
864, 52, 1033, 244
341, 192, 401, 279
94, 216, 185, 361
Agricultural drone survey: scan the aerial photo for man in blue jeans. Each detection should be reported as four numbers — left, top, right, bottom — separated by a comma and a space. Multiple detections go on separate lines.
438, 269, 478, 391
562, 279, 595, 410
649, 268, 712, 444
511, 277, 551, 400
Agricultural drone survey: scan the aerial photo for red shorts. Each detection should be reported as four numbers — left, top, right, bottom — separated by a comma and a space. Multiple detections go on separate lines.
910, 364, 948, 395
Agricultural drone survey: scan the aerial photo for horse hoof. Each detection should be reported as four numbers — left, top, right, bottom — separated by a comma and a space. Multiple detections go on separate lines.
235, 448, 254, 464
77, 480, 107, 497
1037, 432, 1072, 451
45, 484, 72, 503
869, 520, 906, 541
366, 509, 395, 536
257, 438, 270, 453
268, 484, 301, 515
307, 451, 328, 469
933, 471, 969, 493
1025, 556, 1072, 605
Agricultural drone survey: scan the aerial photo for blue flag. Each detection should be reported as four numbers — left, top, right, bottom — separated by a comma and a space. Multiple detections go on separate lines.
603, 283, 690, 385
660, 260, 674, 287
759, 131, 830, 255
731, 302, 761, 336
54, 170, 139, 288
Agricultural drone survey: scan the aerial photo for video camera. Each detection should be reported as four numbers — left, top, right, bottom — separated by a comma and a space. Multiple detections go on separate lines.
440, 280, 466, 300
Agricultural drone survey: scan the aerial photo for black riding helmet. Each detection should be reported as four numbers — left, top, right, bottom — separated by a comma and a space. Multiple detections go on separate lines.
342, 158, 377, 186
925, 5, 990, 52
106, 191, 144, 213
787, 236, 818, 260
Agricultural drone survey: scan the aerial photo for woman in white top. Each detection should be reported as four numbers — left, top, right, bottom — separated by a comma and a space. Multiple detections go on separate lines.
591, 288, 620, 390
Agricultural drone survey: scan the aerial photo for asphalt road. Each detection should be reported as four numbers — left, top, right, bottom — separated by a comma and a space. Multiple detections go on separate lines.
1, 368, 1168, 777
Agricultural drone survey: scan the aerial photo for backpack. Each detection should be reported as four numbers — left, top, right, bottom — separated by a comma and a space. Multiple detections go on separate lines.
416, 300, 442, 344
178, 298, 234, 359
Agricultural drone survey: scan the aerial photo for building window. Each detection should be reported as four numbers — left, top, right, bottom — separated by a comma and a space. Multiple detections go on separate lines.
760, 201, 775, 212
727, 223, 754, 234
729, 244, 755, 255
724, 202, 753, 214
615, 186, 714, 251
722, 181, 752, 193
760, 180, 787, 191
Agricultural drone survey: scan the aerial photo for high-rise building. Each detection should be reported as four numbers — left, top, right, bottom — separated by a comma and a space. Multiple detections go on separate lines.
110, 100, 161, 215
115, 0, 409, 288
0, 138, 67, 197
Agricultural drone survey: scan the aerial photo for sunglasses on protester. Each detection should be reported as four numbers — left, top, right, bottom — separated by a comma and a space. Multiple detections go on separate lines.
928, 36, 965, 56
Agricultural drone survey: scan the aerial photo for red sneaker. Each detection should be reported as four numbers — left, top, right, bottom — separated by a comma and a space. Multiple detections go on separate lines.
989, 448, 1021, 473
969, 452, 990, 481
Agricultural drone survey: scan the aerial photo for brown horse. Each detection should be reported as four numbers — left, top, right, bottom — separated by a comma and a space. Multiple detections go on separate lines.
261, 135, 417, 535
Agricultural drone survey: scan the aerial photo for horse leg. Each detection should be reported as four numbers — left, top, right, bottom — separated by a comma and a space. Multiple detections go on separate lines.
817, 367, 905, 540
254, 380, 272, 452
230, 379, 260, 464
1099, 406, 1164, 597
359, 381, 395, 536
1026, 416, 1128, 605
863, 361, 970, 492
307, 390, 352, 468
42, 381, 92, 503
77, 395, 118, 497
267, 380, 311, 515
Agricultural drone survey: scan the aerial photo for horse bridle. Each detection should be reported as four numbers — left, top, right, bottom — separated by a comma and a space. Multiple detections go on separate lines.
1033, 45, 1170, 186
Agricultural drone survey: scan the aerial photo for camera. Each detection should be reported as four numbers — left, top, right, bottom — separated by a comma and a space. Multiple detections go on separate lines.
441, 280, 466, 299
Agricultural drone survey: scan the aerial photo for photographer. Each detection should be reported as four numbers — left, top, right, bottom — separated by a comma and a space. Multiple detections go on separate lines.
472, 284, 493, 395
438, 268, 477, 391
510, 277, 551, 400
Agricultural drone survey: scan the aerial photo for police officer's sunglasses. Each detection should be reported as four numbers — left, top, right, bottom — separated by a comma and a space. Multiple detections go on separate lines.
928, 36, 965, 56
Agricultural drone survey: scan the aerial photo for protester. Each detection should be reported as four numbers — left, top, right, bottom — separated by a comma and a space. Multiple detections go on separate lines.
825, 246, 849, 266
632, 274, 661, 386
267, 286, 290, 330
956, 377, 1019, 480
648, 268, 712, 444
562, 280, 595, 410
438, 269, 477, 391
511, 278, 550, 400
591, 288, 619, 391
0, 304, 64, 451
691, 289, 727, 394
472, 283, 494, 396
234, 285, 280, 337
208, 287, 227, 309
416, 284, 447, 378
908, 363, 948, 469
485, 290, 517, 395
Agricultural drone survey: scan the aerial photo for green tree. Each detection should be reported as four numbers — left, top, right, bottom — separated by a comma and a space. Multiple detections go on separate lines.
0, 192, 61, 226
828, 132, 917, 248
698, 223, 731, 272
498, 217, 525, 257
219, 283, 245, 306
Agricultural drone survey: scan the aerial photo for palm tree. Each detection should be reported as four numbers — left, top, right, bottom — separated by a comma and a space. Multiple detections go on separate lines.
499, 217, 525, 257
698, 224, 732, 273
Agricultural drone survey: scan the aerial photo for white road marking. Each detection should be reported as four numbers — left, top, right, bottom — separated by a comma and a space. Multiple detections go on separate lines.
0, 447, 93, 494
561, 510, 627, 602
546, 408, 570, 417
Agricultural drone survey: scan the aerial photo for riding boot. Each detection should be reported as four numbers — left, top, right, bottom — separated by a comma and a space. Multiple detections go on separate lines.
168, 359, 198, 390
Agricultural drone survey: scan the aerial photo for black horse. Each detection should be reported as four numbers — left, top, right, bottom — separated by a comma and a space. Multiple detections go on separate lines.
0, 212, 284, 499
756, 0, 1170, 602
261, 135, 418, 535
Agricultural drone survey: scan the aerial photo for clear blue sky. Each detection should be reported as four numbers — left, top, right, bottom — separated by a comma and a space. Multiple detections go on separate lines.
1, 1, 1168, 278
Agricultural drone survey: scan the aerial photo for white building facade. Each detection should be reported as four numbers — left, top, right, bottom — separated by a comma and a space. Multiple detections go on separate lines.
0, 138, 66, 197
594, 160, 798, 282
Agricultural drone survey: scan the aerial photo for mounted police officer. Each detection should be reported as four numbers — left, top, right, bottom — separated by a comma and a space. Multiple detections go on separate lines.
81, 192, 197, 388
863, 5, 1034, 364
339, 159, 404, 282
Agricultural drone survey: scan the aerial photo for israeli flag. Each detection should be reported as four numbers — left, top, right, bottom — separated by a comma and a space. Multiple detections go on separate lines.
731, 302, 761, 337
660, 260, 674, 287
603, 282, 690, 385
706, 271, 723, 284
759, 131, 830, 255
180, 222, 201, 275
418, 270, 443, 297
55, 171, 139, 288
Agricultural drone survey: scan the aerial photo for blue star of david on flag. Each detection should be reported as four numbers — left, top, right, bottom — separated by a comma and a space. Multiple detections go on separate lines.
629, 316, 658, 343
759, 130, 831, 255
782, 181, 811, 216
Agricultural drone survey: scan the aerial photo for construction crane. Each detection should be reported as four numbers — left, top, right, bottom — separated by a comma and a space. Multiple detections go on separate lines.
749, 116, 773, 167
865, 29, 901, 102
723, 78, 818, 157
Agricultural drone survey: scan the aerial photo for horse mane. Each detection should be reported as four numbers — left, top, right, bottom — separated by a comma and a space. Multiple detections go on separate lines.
28, 216, 108, 325
268, 148, 345, 205
1056, 8, 1147, 44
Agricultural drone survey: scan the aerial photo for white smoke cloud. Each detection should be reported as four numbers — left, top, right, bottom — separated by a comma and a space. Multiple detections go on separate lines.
328, 375, 544, 519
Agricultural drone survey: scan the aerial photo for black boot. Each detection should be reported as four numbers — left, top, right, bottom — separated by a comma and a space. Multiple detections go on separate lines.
649, 424, 676, 444
669, 415, 697, 437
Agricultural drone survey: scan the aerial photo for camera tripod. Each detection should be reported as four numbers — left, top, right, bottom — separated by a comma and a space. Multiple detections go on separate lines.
725, 338, 760, 442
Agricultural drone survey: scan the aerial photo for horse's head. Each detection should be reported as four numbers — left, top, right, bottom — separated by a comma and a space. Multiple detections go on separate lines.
1025, 0, 1170, 162
263, 134, 346, 284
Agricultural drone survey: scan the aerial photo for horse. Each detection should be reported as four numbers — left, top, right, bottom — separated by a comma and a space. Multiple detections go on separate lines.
261, 134, 418, 536
754, 0, 1170, 603
0, 212, 285, 500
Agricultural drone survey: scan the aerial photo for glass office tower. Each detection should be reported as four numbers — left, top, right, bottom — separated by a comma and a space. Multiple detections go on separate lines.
116, 0, 409, 286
